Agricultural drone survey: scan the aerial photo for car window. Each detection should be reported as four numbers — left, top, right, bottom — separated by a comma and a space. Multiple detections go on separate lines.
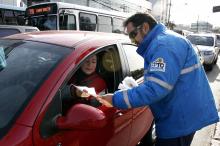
122, 44, 144, 80
40, 45, 124, 137
59, 14, 76, 30
0, 40, 71, 138
186, 35, 214, 46
0, 28, 20, 37
79, 12, 97, 31
216, 35, 220, 47
25, 28, 39, 32
98, 15, 112, 33
27, 15, 57, 30
112, 18, 123, 33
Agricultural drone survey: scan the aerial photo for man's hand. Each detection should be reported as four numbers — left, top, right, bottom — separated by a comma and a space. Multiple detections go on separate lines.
96, 94, 114, 107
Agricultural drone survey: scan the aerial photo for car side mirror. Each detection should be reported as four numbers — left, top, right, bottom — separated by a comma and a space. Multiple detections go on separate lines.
55, 104, 107, 130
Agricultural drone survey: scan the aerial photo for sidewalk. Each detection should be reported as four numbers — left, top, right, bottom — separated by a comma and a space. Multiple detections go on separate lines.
211, 112, 220, 146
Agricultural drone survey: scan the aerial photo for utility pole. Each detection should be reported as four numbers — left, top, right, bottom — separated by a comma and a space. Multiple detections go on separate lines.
120, 4, 125, 12
206, 21, 208, 32
197, 15, 199, 32
167, 0, 172, 28
86, 0, 90, 7
206, 16, 209, 32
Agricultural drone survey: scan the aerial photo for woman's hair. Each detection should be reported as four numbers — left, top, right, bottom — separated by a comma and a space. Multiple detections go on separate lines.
123, 13, 158, 30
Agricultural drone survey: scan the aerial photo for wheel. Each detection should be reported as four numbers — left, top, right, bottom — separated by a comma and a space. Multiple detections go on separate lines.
204, 64, 213, 71
137, 122, 156, 146
214, 55, 218, 64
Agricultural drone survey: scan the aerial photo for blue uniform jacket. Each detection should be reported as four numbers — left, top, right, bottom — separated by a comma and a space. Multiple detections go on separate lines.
112, 23, 219, 138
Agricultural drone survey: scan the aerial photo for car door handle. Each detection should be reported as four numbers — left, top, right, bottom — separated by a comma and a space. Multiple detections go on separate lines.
116, 112, 123, 116
114, 110, 124, 117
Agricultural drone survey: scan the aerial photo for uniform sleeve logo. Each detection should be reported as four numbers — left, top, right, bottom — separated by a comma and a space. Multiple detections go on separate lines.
150, 58, 166, 72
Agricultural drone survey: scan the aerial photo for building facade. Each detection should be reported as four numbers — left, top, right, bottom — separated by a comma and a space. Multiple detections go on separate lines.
0, 0, 26, 7
149, 0, 170, 24
191, 21, 213, 33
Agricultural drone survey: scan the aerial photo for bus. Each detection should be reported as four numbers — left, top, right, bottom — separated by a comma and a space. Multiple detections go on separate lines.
25, 2, 132, 33
0, 4, 25, 25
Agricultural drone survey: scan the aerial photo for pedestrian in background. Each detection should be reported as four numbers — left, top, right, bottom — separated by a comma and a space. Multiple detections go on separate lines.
97, 13, 219, 146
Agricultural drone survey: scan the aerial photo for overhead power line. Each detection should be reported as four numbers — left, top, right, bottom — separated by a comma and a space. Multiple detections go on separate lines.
90, 0, 120, 11
91, 0, 142, 12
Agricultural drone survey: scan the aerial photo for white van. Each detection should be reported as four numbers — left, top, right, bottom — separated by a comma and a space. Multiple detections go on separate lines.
186, 33, 220, 71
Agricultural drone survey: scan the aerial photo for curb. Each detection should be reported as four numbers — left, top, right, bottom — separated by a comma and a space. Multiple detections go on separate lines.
211, 112, 220, 146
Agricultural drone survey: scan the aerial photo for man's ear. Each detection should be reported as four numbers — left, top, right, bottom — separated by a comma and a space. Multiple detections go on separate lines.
142, 23, 150, 34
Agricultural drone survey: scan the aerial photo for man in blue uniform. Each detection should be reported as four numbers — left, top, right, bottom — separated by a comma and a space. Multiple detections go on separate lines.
97, 13, 219, 146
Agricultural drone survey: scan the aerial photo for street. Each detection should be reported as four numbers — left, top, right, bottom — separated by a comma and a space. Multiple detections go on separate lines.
191, 55, 220, 146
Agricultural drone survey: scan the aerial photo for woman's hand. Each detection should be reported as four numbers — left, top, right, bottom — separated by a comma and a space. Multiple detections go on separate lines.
75, 88, 90, 98
96, 94, 114, 107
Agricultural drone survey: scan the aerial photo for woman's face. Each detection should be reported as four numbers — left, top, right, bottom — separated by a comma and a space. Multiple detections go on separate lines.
81, 55, 97, 75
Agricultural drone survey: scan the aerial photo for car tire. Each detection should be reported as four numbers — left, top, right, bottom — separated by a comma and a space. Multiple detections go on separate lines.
214, 55, 218, 64
137, 122, 156, 146
204, 64, 213, 71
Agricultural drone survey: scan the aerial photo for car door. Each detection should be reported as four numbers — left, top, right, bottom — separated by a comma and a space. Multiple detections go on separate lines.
121, 44, 154, 146
97, 45, 133, 146
33, 44, 133, 146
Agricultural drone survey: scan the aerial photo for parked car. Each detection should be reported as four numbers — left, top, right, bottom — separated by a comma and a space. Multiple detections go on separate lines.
0, 31, 153, 146
192, 44, 204, 65
186, 33, 220, 71
0, 25, 39, 38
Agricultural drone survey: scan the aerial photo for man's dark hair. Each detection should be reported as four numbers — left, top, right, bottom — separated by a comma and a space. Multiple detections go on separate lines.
123, 13, 158, 30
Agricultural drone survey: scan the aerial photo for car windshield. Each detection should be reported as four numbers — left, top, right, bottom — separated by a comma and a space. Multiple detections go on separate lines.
27, 15, 57, 30
0, 39, 71, 138
186, 35, 214, 46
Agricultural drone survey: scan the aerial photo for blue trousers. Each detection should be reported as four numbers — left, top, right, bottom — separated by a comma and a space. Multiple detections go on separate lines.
155, 132, 195, 146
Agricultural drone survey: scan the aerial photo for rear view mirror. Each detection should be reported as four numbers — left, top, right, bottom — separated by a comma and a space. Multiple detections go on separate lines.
0, 47, 6, 70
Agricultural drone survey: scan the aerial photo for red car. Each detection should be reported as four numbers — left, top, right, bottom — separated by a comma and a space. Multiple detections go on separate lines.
0, 31, 153, 146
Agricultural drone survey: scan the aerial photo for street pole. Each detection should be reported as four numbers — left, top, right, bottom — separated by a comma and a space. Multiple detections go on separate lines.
167, 0, 172, 28
87, 0, 90, 7
206, 16, 209, 32
197, 15, 199, 32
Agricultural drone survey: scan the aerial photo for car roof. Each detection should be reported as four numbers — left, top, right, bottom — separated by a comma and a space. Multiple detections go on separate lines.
4, 30, 131, 48
187, 33, 216, 37
0, 25, 39, 32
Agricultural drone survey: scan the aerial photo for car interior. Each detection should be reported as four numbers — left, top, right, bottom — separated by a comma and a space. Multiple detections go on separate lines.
97, 47, 122, 93
60, 45, 123, 113
40, 45, 124, 138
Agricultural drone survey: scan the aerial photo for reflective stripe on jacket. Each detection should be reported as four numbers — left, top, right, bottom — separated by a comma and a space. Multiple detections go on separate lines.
112, 23, 219, 138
